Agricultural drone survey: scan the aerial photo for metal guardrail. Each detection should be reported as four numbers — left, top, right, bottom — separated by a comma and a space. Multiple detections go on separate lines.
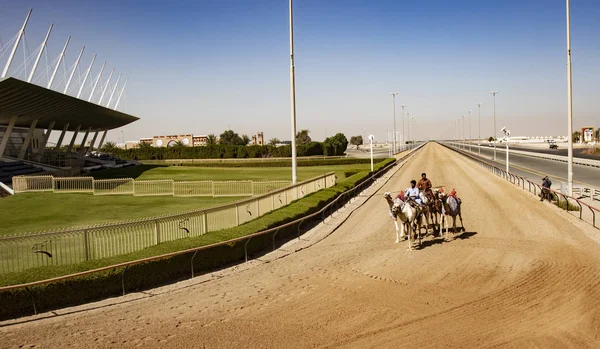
441, 142, 599, 230
12, 176, 292, 198
0, 143, 426, 302
0, 173, 335, 274
450, 141, 600, 168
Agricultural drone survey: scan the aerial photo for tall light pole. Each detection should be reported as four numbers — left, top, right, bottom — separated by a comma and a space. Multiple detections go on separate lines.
566, 0, 574, 196
390, 93, 398, 153
468, 110, 472, 153
490, 91, 499, 160
289, 0, 298, 184
407, 112, 411, 148
476, 103, 482, 155
462, 115, 465, 150
401, 105, 406, 146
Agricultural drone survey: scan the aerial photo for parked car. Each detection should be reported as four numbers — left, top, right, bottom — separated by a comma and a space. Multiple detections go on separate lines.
549, 143, 558, 149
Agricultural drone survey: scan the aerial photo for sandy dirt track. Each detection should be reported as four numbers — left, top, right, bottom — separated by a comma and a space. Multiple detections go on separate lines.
3, 143, 600, 348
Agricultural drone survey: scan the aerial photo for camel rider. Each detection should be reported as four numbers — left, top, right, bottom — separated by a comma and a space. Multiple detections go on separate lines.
417, 172, 433, 198
405, 180, 423, 207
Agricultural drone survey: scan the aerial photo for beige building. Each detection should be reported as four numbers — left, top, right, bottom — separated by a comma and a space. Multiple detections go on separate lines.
144, 132, 263, 147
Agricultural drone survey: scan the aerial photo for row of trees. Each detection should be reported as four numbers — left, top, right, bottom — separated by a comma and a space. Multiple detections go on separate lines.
100, 130, 350, 160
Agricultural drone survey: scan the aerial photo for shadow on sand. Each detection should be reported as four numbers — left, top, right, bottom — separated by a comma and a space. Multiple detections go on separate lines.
414, 230, 477, 250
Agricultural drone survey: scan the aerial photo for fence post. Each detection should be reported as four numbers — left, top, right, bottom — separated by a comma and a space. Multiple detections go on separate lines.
83, 230, 90, 261
171, 180, 175, 197
251, 182, 255, 196
52, 177, 57, 192
211, 181, 215, 197
154, 220, 160, 245
202, 212, 208, 234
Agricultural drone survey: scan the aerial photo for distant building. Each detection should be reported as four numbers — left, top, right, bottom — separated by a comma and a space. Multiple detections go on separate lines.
250, 132, 264, 145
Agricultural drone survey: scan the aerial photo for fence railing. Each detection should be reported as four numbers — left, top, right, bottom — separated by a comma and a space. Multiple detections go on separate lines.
0, 173, 335, 274
0, 143, 426, 312
441, 142, 600, 230
12, 176, 292, 198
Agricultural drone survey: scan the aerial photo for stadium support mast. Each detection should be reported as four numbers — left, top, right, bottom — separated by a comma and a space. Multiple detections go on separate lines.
88, 61, 105, 102
64, 46, 85, 94
2, 8, 32, 78
48, 36, 70, 88
106, 73, 122, 108
98, 68, 115, 105
77, 54, 96, 98
113, 77, 128, 110
28, 23, 53, 83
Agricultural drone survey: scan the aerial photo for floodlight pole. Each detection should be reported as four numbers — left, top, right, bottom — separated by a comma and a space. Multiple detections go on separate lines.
476, 103, 482, 155
491, 91, 499, 160
2, 8, 32, 78
28, 23, 53, 83
98, 68, 115, 105
401, 105, 406, 147
77, 54, 96, 98
289, 0, 298, 184
468, 110, 472, 153
566, 0, 574, 196
48, 36, 70, 89
390, 93, 398, 153
88, 61, 106, 102
64, 46, 85, 94
369, 135, 374, 171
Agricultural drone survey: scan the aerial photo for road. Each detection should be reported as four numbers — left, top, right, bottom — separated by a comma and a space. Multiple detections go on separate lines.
457, 143, 600, 190
2, 143, 600, 348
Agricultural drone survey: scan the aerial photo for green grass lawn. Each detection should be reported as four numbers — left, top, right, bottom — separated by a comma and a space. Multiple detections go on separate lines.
91, 164, 370, 181
0, 194, 241, 236
2, 163, 375, 236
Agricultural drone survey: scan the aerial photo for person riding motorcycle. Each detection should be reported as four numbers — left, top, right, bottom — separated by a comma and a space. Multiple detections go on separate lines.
540, 176, 552, 202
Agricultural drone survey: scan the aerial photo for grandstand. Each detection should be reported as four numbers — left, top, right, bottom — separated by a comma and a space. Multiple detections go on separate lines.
0, 9, 139, 195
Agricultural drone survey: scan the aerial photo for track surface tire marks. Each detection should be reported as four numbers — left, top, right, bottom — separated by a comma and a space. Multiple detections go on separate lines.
2, 143, 600, 349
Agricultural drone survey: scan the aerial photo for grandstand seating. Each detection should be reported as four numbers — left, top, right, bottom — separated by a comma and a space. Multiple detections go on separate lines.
0, 161, 44, 186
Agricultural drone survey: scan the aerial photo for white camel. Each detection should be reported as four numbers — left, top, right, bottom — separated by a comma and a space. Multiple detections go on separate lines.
384, 192, 421, 251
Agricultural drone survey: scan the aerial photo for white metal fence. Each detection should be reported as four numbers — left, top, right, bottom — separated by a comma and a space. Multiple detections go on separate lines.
0, 173, 336, 274
12, 176, 292, 198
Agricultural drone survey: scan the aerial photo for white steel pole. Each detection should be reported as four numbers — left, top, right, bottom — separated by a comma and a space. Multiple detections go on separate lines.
106, 73, 122, 107
506, 140, 509, 173
64, 46, 85, 94
566, 0, 574, 196
77, 54, 96, 98
88, 61, 105, 102
390, 93, 398, 153
28, 23, 53, 83
113, 77, 128, 110
476, 103, 482, 155
98, 68, 115, 105
468, 110, 472, 153
289, 0, 298, 184
48, 36, 70, 89
2, 8, 32, 78
401, 105, 406, 147
369, 135, 374, 171
491, 91, 499, 160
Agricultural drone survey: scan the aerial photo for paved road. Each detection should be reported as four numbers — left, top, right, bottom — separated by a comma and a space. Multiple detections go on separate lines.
456, 143, 600, 190
460, 141, 600, 160
3, 143, 600, 348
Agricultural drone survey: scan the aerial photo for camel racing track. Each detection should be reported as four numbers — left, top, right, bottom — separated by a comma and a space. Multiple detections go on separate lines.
3, 142, 600, 348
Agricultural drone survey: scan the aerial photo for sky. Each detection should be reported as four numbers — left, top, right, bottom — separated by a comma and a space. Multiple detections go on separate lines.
0, 0, 599, 144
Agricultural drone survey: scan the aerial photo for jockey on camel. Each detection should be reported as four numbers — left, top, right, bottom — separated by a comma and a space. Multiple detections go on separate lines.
417, 172, 434, 201
405, 180, 424, 208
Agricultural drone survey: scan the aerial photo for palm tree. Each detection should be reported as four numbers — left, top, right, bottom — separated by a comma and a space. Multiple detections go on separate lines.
101, 141, 117, 153
296, 129, 311, 144
206, 134, 217, 146
241, 134, 251, 145
138, 142, 152, 149
269, 138, 280, 146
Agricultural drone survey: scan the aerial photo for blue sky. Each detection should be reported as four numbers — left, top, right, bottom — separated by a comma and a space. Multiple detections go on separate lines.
1, 0, 599, 143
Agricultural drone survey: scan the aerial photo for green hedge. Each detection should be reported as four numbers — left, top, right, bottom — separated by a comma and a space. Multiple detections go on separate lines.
106, 142, 330, 160
141, 158, 387, 168
0, 158, 396, 320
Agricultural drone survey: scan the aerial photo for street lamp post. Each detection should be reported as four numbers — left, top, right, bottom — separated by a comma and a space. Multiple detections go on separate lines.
490, 91, 499, 160
566, 0, 574, 196
401, 105, 406, 147
502, 126, 511, 173
289, 0, 298, 184
407, 112, 411, 149
390, 93, 399, 154
462, 115, 465, 150
369, 134, 375, 171
468, 110, 472, 153
476, 103, 482, 155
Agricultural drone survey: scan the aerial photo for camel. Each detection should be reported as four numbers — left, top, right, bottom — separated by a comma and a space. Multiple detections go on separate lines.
437, 189, 465, 240
384, 192, 422, 250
